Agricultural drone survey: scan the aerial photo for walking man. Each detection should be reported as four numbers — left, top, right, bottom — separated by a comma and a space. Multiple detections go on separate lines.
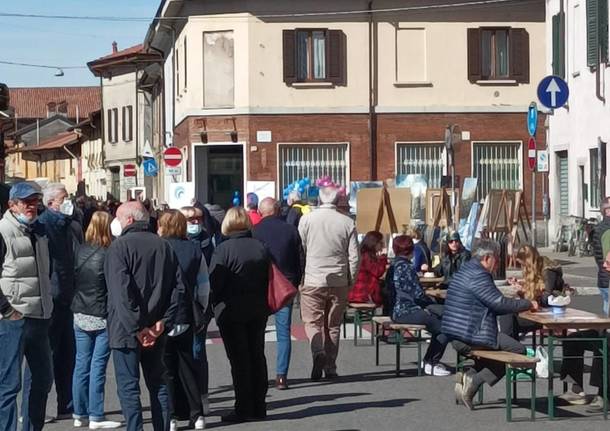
0, 182, 53, 431
253, 197, 304, 389
592, 197, 610, 315
298, 185, 359, 380
104, 201, 184, 431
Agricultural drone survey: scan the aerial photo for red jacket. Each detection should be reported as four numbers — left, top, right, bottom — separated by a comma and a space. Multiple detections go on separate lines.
348, 253, 387, 306
248, 209, 263, 226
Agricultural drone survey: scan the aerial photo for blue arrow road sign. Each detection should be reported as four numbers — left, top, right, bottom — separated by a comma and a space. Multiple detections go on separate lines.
527, 102, 538, 137
537, 75, 569, 109
143, 158, 158, 177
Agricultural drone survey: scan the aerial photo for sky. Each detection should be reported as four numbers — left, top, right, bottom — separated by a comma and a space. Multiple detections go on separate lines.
0, 0, 157, 88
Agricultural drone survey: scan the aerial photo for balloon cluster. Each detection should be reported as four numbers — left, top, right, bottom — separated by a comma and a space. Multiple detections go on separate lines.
282, 177, 312, 200
315, 175, 347, 197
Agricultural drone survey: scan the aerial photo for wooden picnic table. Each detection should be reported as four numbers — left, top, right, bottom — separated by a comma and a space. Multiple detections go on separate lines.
418, 275, 444, 289
519, 308, 610, 420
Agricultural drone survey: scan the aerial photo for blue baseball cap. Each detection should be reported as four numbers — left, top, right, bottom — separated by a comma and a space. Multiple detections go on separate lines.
9, 181, 42, 201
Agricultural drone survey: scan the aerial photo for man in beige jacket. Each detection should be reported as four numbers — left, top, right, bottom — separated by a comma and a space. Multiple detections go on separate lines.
298, 185, 359, 381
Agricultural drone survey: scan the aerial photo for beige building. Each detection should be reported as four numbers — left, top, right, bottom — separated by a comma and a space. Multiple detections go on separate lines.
147, 0, 547, 229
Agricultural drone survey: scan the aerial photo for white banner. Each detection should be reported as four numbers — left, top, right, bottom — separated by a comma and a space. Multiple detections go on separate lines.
169, 182, 195, 209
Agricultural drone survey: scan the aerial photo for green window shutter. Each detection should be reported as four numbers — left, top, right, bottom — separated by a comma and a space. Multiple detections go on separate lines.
552, 14, 560, 76
599, 0, 609, 63
588, 0, 600, 67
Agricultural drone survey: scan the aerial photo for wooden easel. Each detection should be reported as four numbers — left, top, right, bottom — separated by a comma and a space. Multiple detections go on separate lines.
507, 191, 532, 267
433, 188, 453, 228
374, 184, 399, 234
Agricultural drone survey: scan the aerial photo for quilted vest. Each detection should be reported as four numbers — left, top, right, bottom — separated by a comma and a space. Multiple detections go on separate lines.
0, 210, 52, 319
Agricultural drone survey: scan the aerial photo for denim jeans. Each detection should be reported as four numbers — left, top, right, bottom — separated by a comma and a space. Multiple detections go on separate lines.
112, 338, 169, 431
0, 318, 24, 431
275, 303, 293, 376
600, 288, 609, 316
20, 318, 53, 431
72, 327, 111, 422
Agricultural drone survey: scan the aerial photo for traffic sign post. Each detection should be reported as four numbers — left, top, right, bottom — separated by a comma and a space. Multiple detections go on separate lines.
163, 147, 183, 167
528, 137, 537, 246
124, 163, 137, 177
537, 75, 569, 109
527, 102, 538, 137
143, 158, 158, 177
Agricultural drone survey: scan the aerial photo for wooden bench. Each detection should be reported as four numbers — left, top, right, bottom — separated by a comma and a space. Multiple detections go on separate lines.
343, 303, 378, 346
372, 316, 427, 376
458, 350, 539, 422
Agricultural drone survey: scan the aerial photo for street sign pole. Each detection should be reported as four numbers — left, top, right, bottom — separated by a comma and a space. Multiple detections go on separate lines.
532, 171, 536, 246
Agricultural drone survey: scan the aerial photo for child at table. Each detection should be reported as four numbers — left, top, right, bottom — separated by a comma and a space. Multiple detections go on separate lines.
348, 231, 387, 307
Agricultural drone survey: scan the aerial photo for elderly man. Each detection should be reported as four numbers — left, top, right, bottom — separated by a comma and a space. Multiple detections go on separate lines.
592, 197, 610, 315
298, 186, 359, 381
104, 201, 184, 431
32, 183, 81, 420
253, 197, 303, 389
0, 182, 53, 431
442, 239, 537, 409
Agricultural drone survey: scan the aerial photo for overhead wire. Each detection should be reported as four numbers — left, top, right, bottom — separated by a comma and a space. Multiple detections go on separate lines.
0, 60, 87, 70
0, 0, 540, 22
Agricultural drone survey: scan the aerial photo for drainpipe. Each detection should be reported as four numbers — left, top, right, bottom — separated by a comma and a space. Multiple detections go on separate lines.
368, 0, 377, 181
135, 65, 140, 187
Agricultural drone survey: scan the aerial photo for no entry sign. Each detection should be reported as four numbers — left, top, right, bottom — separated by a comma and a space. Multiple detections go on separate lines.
124, 163, 136, 177
528, 137, 537, 172
163, 147, 183, 167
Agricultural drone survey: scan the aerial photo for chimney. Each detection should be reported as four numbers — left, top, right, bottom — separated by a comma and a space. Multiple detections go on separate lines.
112, 41, 118, 53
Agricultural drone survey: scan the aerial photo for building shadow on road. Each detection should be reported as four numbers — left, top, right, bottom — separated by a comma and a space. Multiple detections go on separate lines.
286, 369, 423, 390
266, 392, 370, 410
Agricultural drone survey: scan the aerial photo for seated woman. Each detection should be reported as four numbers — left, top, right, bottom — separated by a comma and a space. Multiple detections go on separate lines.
434, 232, 471, 288
499, 245, 565, 339
388, 235, 450, 377
348, 231, 387, 307
406, 227, 431, 273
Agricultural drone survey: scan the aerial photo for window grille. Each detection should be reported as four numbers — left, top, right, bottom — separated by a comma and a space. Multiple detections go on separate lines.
472, 142, 521, 201
278, 144, 348, 195
396, 143, 444, 188
557, 151, 569, 216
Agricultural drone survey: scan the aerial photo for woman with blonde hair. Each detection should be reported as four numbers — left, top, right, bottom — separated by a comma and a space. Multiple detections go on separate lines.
209, 207, 270, 423
158, 209, 209, 431
499, 244, 566, 339
71, 211, 121, 429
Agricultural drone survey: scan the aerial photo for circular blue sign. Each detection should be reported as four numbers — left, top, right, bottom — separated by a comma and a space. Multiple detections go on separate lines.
537, 75, 569, 109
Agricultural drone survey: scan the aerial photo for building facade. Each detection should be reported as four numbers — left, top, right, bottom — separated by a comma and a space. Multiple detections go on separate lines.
147, 0, 547, 233
546, 0, 610, 237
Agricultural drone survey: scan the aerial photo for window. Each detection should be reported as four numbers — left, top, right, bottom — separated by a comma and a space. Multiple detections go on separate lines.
396, 28, 427, 83
107, 108, 118, 143
552, 11, 566, 78
283, 29, 345, 85
557, 151, 569, 216
122, 105, 133, 142
278, 144, 349, 195
591, 148, 600, 208
587, 0, 609, 68
472, 142, 521, 201
183, 37, 188, 91
203, 31, 234, 108
396, 143, 444, 188
467, 28, 529, 83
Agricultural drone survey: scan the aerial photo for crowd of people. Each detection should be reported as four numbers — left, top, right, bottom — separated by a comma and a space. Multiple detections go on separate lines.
1, 181, 610, 431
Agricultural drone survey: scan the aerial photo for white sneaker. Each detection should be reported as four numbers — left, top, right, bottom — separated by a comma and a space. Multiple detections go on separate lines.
425, 363, 451, 376
74, 418, 88, 428
195, 416, 206, 430
89, 420, 122, 430
170, 419, 178, 431
201, 395, 210, 415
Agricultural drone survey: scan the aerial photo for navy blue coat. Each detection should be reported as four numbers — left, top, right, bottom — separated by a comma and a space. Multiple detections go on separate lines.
441, 259, 531, 348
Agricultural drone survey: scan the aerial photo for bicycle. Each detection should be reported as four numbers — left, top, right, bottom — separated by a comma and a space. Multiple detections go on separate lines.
566, 216, 598, 257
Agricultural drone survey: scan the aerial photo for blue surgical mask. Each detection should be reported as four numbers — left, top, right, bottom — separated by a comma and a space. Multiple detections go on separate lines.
15, 213, 34, 225
187, 223, 202, 235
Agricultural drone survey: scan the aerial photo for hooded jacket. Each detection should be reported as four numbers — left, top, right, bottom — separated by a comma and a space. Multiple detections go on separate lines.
592, 216, 610, 288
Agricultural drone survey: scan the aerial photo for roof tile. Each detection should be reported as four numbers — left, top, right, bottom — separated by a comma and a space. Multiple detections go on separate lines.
10, 87, 100, 120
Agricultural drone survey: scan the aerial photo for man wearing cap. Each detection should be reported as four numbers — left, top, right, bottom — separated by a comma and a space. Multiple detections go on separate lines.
0, 182, 53, 431
434, 232, 471, 288
592, 197, 610, 315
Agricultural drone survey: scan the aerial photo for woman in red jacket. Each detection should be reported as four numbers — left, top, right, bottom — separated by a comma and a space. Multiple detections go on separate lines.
348, 231, 387, 306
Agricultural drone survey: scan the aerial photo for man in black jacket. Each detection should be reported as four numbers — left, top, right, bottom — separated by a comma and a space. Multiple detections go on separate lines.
104, 201, 184, 431
253, 197, 304, 389
592, 197, 610, 315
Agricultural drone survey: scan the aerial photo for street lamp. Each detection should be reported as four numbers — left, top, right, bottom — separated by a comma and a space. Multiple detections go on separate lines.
54, 68, 64, 77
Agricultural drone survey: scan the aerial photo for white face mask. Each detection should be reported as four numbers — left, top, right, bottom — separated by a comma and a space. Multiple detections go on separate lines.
59, 200, 74, 216
187, 223, 202, 235
110, 218, 123, 237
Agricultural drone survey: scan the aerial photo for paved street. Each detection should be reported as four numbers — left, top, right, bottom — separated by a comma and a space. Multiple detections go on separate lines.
38, 251, 610, 431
